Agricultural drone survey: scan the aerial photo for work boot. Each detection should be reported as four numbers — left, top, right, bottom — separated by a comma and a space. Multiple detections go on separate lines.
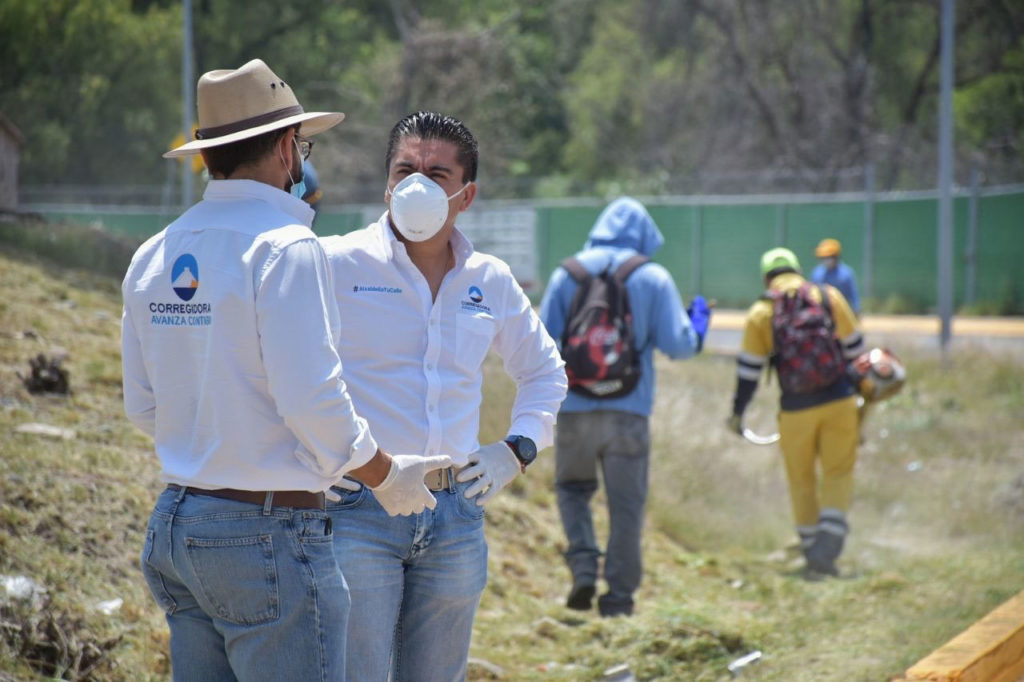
802, 563, 838, 581
804, 530, 844, 578
566, 583, 595, 611
803, 555, 839, 579
597, 593, 634, 617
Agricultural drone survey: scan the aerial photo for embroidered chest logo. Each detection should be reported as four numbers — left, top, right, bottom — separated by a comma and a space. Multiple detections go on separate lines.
461, 285, 491, 313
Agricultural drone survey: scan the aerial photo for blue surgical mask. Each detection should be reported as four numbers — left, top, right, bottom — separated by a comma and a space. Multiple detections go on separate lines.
283, 137, 306, 199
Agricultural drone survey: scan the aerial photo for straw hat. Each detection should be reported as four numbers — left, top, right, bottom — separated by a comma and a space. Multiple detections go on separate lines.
164, 59, 343, 158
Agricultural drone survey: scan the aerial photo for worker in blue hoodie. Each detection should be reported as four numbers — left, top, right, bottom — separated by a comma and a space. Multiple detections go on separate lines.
539, 197, 710, 617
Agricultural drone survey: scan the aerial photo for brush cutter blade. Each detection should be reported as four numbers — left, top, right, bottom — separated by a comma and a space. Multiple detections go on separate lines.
742, 428, 780, 446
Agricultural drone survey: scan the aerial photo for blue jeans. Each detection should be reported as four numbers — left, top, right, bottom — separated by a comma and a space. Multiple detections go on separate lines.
141, 486, 349, 681
327, 476, 488, 682
555, 411, 650, 609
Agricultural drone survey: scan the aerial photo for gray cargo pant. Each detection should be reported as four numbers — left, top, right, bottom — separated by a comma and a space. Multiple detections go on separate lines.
555, 410, 650, 610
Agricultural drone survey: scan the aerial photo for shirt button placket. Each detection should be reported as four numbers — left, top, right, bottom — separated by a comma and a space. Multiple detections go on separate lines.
424, 304, 443, 456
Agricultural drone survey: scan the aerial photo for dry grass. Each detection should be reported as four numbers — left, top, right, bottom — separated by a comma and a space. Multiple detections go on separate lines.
1, 235, 1023, 680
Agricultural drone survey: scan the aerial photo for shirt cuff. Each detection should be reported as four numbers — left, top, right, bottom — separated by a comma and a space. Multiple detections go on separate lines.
338, 416, 379, 479
507, 414, 554, 451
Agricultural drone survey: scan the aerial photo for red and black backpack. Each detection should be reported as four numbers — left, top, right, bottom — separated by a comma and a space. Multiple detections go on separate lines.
766, 282, 846, 394
560, 255, 648, 399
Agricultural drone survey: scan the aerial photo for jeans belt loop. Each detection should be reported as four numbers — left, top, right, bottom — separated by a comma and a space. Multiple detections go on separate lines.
262, 491, 274, 516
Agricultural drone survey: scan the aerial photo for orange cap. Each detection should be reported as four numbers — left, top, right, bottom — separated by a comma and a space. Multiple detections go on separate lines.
815, 238, 841, 258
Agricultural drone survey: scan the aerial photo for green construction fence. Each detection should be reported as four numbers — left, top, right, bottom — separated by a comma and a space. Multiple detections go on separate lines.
535, 188, 1023, 312
33, 185, 1024, 314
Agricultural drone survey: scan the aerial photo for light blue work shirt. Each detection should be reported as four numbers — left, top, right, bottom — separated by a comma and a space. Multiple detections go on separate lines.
809, 261, 860, 314
538, 197, 700, 417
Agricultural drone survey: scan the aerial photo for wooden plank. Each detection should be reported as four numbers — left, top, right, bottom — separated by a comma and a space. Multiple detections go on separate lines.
903, 591, 1024, 682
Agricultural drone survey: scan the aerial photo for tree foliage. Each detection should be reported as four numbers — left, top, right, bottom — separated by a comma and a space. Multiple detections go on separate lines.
1, 0, 1021, 199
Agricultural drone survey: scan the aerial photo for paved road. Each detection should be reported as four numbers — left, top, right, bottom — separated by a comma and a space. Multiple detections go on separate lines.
705, 310, 1024, 359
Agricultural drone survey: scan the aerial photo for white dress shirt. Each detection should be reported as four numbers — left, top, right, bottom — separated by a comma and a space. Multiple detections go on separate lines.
320, 214, 567, 463
121, 179, 378, 491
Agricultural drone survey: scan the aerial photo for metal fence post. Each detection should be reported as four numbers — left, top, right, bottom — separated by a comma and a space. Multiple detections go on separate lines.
863, 162, 874, 302
181, 0, 195, 209
937, 0, 955, 352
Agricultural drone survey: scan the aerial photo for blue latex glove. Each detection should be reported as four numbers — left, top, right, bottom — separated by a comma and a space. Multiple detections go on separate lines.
686, 295, 712, 351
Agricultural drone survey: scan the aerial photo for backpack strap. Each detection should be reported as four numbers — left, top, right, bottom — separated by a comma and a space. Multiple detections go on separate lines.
808, 283, 836, 331
561, 257, 591, 284
612, 254, 650, 284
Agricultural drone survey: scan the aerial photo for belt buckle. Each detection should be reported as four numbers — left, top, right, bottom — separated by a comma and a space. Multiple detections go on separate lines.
424, 467, 450, 491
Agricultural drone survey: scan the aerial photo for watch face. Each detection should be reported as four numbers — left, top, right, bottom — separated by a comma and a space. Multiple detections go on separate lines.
514, 436, 537, 464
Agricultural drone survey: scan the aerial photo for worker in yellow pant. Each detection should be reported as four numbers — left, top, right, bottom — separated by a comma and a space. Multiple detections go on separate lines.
728, 248, 864, 578
778, 394, 859, 569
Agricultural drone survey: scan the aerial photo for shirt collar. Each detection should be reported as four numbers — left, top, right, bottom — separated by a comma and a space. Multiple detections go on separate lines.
203, 179, 315, 227
374, 211, 476, 266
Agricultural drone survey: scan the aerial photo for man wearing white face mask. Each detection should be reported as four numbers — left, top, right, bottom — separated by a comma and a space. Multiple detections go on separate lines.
320, 111, 568, 682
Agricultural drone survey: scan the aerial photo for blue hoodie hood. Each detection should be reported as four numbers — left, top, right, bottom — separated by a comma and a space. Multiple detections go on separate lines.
585, 197, 664, 257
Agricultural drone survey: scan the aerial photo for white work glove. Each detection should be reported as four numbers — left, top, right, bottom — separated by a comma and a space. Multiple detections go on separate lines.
371, 454, 453, 516
332, 477, 362, 493
456, 441, 521, 506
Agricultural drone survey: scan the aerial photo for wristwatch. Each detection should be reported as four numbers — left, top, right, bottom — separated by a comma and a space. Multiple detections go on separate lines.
504, 435, 537, 472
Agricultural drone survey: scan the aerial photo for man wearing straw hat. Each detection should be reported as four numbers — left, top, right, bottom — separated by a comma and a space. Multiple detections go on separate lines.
122, 59, 447, 680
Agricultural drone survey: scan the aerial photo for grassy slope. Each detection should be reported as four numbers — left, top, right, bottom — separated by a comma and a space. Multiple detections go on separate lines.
1, 245, 1022, 681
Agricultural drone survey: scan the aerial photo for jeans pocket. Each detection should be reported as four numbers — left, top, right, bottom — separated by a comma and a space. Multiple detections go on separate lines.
185, 534, 279, 625
297, 512, 334, 543
326, 481, 368, 510
140, 526, 177, 614
609, 416, 650, 458
451, 485, 486, 522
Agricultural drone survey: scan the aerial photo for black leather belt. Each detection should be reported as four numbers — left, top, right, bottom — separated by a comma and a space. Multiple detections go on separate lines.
167, 484, 326, 510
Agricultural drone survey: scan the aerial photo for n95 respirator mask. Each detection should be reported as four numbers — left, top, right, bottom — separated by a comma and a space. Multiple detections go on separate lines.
387, 173, 468, 242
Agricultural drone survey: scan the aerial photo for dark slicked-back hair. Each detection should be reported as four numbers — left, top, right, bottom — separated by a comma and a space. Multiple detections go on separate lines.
385, 111, 478, 182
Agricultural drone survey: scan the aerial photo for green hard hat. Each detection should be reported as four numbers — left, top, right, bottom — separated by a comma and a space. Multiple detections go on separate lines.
760, 247, 801, 277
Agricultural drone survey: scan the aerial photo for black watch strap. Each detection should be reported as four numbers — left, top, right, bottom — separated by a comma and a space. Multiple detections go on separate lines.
505, 435, 537, 471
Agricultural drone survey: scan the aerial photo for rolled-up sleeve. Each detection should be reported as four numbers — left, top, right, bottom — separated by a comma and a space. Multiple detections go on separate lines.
256, 239, 378, 480
493, 277, 568, 451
